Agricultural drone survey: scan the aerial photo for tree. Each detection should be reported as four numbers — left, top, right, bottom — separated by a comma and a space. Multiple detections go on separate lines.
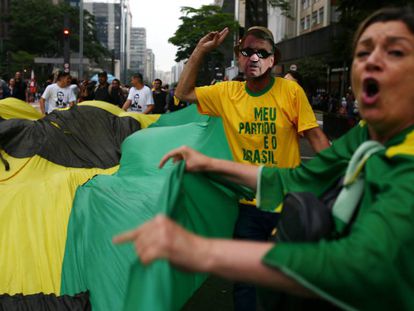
168, 5, 238, 85
295, 56, 328, 94
4, 0, 109, 79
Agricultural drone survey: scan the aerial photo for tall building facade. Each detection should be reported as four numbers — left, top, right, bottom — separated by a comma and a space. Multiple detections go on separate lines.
129, 27, 146, 76
145, 49, 155, 84
84, 0, 131, 80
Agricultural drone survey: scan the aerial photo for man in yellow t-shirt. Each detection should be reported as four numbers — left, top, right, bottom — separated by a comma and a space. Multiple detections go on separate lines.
175, 26, 329, 310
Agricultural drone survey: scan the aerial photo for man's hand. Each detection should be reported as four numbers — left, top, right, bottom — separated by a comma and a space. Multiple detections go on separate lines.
113, 214, 210, 271
196, 28, 230, 53
159, 146, 212, 172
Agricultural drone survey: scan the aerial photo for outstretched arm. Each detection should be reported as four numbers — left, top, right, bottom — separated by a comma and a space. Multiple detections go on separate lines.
122, 99, 131, 111
304, 127, 330, 153
113, 215, 315, 297
159, 146, 259, 191
175, 28, 229, 103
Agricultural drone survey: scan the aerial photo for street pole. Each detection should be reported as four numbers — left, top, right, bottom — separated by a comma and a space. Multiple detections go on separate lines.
63, 14, 70, 73
79, 0, 84, 80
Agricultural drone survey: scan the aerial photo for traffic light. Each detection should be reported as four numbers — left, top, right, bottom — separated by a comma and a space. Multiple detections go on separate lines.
63, 27, 70, 72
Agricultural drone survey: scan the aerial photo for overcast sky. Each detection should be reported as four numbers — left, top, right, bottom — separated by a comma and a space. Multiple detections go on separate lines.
129, 0, 213, 72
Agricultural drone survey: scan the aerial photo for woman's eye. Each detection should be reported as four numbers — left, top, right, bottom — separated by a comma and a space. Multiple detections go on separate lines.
389, 50, 404, 57
355, 50, 370, 58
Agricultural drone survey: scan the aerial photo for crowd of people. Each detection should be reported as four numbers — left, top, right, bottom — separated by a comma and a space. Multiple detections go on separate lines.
0, 71, 30, 102
0, 69, 190, 116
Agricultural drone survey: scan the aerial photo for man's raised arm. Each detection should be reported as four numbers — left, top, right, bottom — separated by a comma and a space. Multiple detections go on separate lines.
175, 28, 229, 103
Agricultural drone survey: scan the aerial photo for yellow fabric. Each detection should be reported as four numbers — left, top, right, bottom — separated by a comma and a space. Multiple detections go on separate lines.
0, 151, 117, 295
0, 98, 147, 295
78, 101, 160, 128
174, 96, 180, 106
0, 98, 42, 120
195, 78, 318, 168
0, 99, 160, 129
386, 130, 414, 158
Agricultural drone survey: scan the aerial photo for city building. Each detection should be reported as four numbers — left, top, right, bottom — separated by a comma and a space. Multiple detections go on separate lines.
171, 60, 185, 85
270, 0, 344, 95
84, 0, 131, 81
129, 27, 146, 76
145, 49, 155, 84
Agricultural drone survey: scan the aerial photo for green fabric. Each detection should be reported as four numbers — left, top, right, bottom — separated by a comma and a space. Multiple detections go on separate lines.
260, 124, 414, 310
60, 106, 252, 310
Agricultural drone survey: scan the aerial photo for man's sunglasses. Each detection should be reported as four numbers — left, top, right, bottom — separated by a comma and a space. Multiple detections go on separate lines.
240, 48, 273, 59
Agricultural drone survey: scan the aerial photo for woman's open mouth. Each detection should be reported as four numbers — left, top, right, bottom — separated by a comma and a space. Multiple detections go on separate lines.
362, 78, 380, 105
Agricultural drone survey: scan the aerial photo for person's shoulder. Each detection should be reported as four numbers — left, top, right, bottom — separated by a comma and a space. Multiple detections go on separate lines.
212, 80, 244, 92
46, 83, 57, 90
276, 76, 298, 88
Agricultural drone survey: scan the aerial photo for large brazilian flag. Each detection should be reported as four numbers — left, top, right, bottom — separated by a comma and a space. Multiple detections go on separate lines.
0, 98, 249, 310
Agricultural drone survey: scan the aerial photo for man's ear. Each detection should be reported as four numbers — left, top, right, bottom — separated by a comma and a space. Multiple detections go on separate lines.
269, 55, 276, 69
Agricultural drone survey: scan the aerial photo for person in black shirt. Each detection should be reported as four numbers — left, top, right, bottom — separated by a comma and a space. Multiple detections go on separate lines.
93, 71, 112, 103
109, 79, 127, 108
14, 71, 27, 102
152, 78, 167, 114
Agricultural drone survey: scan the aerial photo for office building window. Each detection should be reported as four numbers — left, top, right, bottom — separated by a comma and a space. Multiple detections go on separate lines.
312, 11, 318, 26
301, 18, 305, 31
305, 15, 310, 30
318, 7, 324, 24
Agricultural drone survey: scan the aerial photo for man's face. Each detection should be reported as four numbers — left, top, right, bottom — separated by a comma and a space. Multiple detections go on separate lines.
98, 75, 107, 85
111, 80, 120, 89
15, 72, 22, 81
238, 35, 275, 79
131, 77, 140, 87
153, 80, 162, 90
64, 76, 71, 87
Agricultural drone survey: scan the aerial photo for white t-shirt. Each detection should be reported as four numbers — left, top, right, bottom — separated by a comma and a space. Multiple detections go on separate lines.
41, 83, 76, 114
127, 85, 154, 113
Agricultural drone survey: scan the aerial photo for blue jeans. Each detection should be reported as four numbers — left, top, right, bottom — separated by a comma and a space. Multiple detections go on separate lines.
233, 204, 280, 311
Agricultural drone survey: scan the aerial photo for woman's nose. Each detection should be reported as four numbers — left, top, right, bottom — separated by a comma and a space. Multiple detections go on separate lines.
365, 48, 383, 71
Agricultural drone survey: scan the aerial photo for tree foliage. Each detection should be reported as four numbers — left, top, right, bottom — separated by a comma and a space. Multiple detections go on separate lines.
3, 0, 109, 77
168, 5, 238, 85
295, 56, 327, 93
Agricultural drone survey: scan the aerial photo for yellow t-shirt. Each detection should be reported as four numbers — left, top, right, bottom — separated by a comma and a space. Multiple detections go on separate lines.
195, 77, 318, 169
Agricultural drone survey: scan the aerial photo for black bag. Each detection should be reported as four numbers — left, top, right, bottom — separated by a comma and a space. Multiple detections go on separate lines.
272, 192, 334, 242
259, 186, 344, 311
